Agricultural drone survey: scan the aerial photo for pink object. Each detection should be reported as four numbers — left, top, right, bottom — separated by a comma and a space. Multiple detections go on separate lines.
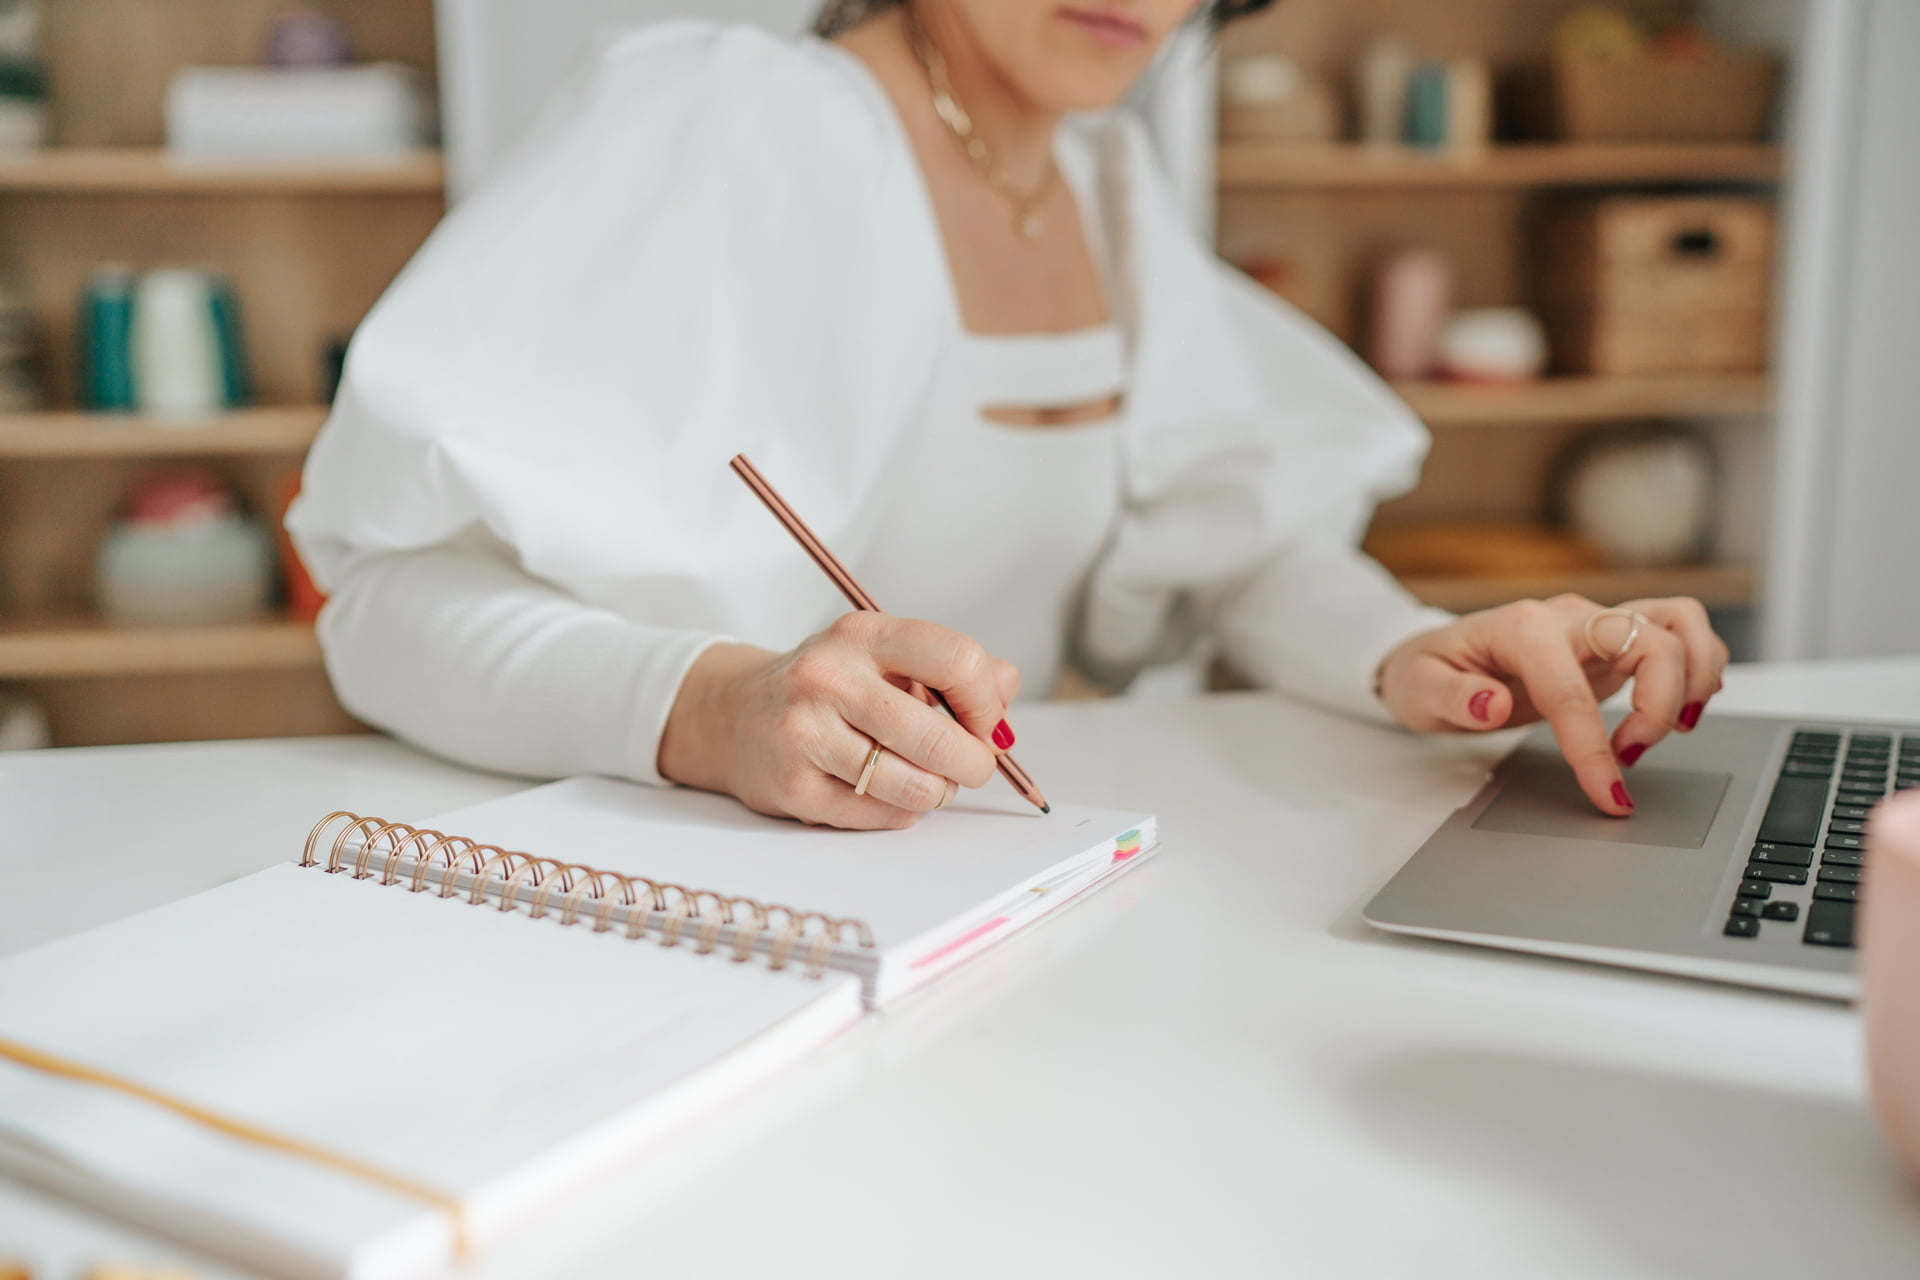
1864, 789, 1920, 1183
124, 465, 234, 528
909, 917, 1010, 971
1368, 250, 1453, 380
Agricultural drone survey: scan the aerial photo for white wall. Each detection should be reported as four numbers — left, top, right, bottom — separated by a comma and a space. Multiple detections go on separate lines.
1723, 0, 1920, 660
434, 0, 819, 197
1805, 0, 1920, 658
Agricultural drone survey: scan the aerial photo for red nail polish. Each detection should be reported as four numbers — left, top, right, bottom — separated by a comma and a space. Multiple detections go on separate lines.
1612, 781, 1634, 811
1469, 689, 1492, 723
1680, 702, 1704, 730
1618, 742, 1646, 767
992, 719, 1014, 751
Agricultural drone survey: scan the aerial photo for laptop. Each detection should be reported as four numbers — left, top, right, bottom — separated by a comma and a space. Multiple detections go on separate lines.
1363, 711, 1920, 1000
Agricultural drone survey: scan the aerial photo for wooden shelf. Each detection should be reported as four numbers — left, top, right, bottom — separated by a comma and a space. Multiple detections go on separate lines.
1217, 143, 1783, 190
1402, 565, 1759, 614
0, 615, 321, 679
0, 406, 326, 458
0, 148, 444, 194
1393, 375, 1773, 426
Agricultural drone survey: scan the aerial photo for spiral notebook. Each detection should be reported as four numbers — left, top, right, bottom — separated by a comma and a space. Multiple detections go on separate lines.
0, 778, 1154, 1279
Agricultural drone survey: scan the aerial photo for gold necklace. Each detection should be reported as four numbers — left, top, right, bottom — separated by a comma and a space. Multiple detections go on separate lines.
903, 8, 1057, 241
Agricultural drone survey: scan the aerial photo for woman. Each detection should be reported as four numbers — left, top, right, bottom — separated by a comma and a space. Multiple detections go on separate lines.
288, 0, 1728, 829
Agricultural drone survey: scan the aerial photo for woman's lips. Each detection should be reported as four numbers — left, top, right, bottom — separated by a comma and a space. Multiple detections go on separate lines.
1059, 7, 1149, 49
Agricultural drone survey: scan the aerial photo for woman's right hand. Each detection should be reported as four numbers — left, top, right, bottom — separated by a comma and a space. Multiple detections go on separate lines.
657, 613, 1021, 829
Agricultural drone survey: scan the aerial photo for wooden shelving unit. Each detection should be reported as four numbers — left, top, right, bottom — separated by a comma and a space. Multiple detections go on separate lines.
1221, 0, 1783, 636
0, 615, 320, 679
0, 406, 326, 458
0, 147, 445, 194
1404, 565, 1758, 615
0, 0, 439, 747
1217, 142, 1783, 190
1393, 374, 1772, 427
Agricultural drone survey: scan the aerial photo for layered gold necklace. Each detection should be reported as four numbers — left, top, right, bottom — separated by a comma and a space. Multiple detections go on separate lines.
902, 6, 1058, 241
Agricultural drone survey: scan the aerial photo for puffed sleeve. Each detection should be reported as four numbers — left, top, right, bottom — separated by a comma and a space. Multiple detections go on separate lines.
1075, 115, 1449, 719
287, 22, 948, 781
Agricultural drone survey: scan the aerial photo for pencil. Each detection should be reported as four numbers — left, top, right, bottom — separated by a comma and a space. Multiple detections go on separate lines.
729, 453, 1051, 815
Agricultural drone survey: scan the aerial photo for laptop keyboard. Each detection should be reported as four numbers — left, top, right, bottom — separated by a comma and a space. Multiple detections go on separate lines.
1724, 728, 1920, 949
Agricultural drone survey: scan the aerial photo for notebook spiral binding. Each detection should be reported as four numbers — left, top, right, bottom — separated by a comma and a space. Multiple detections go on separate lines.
300, 811, 875, 979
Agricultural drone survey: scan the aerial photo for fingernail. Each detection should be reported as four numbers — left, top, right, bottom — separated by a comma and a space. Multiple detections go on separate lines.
992, 719, 1015, 751
1679, 702, 1704, 730
1612, 781, 1634, 811
1618, 742, 1646, 767
1468, 689, 1493, 723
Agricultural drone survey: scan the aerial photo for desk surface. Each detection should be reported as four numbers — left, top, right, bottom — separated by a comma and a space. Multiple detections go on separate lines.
4, 659, 1919, 1279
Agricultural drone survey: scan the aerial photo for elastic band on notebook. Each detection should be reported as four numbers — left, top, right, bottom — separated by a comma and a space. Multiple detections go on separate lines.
0, 1035, 471, 1260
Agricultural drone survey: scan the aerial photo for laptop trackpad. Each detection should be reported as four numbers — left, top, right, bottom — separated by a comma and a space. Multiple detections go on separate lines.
1471, 751, 1732, 849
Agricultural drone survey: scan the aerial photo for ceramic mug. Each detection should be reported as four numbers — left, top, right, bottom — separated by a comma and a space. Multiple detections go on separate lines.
1864, 787, 1920, 1182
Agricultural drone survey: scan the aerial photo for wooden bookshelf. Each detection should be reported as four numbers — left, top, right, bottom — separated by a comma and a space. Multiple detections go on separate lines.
0, 0, 440, 747
0, 406, 326, 458
1217, 142, 1784, 190
0, 615, 320, 679
1393, 375, 1772, 427
0, 148, 445, 194
1403, 565, 1758, 615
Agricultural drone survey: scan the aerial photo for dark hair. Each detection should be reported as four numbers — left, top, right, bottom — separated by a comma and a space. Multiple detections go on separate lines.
813, 1, 1277, 39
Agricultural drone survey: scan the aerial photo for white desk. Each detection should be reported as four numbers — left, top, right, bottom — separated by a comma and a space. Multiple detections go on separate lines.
4, 659, 1919, 1278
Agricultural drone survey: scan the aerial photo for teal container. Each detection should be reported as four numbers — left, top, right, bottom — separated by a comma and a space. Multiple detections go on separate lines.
207, 273, 253, 407
79, 265, 137, 411
1404, 61, 1450, 150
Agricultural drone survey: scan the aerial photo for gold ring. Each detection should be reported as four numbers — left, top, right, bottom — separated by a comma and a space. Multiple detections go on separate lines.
853, 743, 884, 797
1584, 608, 1645, 664
936, 778, 957, 810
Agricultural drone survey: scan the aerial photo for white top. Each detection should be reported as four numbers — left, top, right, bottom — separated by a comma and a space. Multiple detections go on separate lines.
865, 324, 1124, 698
286, 22, 1451, 786
7, 660, 1920, 1277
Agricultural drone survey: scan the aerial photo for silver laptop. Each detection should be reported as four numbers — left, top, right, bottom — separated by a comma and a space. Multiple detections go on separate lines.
1363, 711, 1920, 1000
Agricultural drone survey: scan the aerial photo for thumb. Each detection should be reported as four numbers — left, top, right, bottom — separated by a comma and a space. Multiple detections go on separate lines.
991, 658, 1021, 708
1434, 670, 1514, 732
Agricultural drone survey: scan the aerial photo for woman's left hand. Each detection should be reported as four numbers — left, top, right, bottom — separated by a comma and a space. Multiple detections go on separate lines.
1375, 594, 1731, 816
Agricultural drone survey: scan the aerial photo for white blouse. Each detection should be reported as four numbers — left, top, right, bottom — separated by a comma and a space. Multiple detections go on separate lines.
287, 22, 1451, 786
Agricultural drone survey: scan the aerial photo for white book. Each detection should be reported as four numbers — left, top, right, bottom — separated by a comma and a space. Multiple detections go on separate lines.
166, 64, 436, 158
0, 778, 1155, 1276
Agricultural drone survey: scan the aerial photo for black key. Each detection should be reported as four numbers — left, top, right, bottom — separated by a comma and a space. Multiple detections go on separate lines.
1898, 779, 1920, 792
1749, 842, 1814, 867
1825, 833, 1866, 850
1756, 776, 1829, 846
1794, 731, 1841, 745
1837, 783, 1885, 799
1763, 901, 1800, 922
1822, 850, 1867, 868
1737, 879, 1773, 900
1853, 734, 1892, 747
1745, 863, 1808, 884
1782, 761, 1834, 778
1818, 866, 1864, 884
1725, 916, 1760, 938
1827, 819, 1868, 836
1813, 883, 1860, 904
1731, 899, 1765, 918
1832, 805, 1875, 821
1842, 770, 1887, 785
1804, 900, 1856, 948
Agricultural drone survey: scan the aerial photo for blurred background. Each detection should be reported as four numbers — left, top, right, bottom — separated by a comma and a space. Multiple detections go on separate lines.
0, 0, 1910, 751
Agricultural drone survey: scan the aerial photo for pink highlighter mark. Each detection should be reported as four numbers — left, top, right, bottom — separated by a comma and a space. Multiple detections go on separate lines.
909, 917, 1010, 970
1111, 829, 1143, 864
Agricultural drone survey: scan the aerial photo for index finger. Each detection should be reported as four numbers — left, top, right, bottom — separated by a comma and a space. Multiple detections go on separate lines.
1498, 619, 1633, 816
859, 616, 1011, 749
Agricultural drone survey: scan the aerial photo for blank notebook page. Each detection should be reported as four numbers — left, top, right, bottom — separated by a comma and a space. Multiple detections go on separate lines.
427, 777, 1155, 962
0, 863, 861, 1280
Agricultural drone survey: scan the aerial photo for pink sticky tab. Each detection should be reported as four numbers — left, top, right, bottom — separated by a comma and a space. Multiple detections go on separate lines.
909, 917, 1010, 970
